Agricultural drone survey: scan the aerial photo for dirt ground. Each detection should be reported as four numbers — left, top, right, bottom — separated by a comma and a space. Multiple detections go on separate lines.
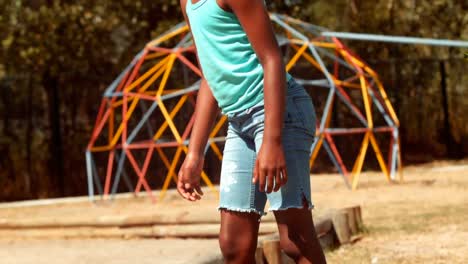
0, 159, 467, 264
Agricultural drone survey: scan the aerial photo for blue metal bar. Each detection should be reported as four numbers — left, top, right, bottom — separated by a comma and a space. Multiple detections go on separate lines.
104, 50, 145, 97
315, 47, 358, 72
322, 140, 351, 189
366, 83, 395, 127
272, 15, 336, 132
321, 32, 468, 48
127, 101, 159, 144
90, 153, 103, 196
390, 129, 399, 180
111, 150, 134, 199
86, 151, 94, 201
325, 127, 393, 133
139, 101, 156, 138
277, 14, 328, 34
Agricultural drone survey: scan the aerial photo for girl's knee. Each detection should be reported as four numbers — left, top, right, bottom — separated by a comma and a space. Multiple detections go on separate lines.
219, 232, 255, 261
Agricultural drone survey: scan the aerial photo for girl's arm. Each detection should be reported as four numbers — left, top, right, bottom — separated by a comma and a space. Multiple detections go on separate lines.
178, 0, 220, 201
225, 0, 288, 193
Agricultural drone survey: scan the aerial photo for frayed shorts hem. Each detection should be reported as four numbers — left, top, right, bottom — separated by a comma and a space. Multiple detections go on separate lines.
268, 203, 315, 212
218, 207, 267, 216
218, 203, 314, 216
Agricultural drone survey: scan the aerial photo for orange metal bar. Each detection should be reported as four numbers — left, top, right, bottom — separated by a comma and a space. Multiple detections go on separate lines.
286, 43, 309, 71
369, 133, 391, 182
156, 147, 178, 184
159, 147, 184, 200
359, 75, 374, 128
157, 54, 176, 95
153, 95, 188, 140
351, 132, 370, 190
156, 97, 183, 143
310, 135, 324, 169
146, 25, 189, 48
124, 56, 169, 92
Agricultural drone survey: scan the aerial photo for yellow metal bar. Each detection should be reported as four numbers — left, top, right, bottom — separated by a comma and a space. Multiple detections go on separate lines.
210, 143, 223, 161
289, 39, 337, 49
111, 95, 139, 108
156, 97, 183, 143
311, 42, 337, 49
136, 60, 170, 93
157, 54, 176, 95
156, 147, 178, 184
90, 145, 114, 152
125, 56, 169, 92
309, 135, 324, 168
334, 80, 362, 89
144, 52, 167, 61
153, 95, 188, 140
146, 25, 189, 48
368, 133, 391, 182
371, 75, 400, 126
209, 116, 227, 138
351, 132, 370, 190
286, 43, 309, 71
359, 75, 374, 128
159, 147, 183, 200
291, 43, 327, 75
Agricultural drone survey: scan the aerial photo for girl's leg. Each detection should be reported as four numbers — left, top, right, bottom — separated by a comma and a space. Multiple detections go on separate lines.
218, 120, 267, 263
219, 210, 261, 264
274, 206, 326, 264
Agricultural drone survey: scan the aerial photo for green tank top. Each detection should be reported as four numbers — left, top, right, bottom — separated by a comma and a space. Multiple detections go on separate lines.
186, 0, 290, 114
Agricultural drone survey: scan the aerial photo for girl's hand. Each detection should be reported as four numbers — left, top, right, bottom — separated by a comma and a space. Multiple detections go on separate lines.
253, 141, 288, 193
177, 153, 205, 201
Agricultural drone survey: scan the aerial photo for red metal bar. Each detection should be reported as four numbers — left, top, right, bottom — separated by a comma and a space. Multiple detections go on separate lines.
125, 92, 159, 102
147, 47, 175, 53
128, 141, 183, 149
177, 53, 202, 77
324, 132, 350, 179
181, 114, 196, 140
135, 147, 155, 193
92, 99, 108, 132
125, 148, 156, 202
124, 50, 149, 90
103, 150, 115, 197
87, 108, 112, 149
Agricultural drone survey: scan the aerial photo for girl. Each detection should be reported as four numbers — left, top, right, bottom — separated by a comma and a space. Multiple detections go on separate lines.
177, 0, 327, 263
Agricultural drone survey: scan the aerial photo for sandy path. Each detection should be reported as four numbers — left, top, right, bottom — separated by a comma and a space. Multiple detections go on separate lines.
0, 159, 467, 263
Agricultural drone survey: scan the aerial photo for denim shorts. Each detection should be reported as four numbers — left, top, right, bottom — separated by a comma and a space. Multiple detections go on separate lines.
218, 78, 317, 215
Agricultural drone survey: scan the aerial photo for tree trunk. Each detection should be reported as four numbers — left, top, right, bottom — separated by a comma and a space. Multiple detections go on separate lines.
25, 75, 33, 197
439, 61, 461, 159
43, 70, 65, 197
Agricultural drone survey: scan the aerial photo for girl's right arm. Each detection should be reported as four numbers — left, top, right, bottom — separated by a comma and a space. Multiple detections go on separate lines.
177, 0, 220, 201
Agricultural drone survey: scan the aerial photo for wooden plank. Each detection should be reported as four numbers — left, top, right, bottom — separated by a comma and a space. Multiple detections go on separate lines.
332, 211, 351, 244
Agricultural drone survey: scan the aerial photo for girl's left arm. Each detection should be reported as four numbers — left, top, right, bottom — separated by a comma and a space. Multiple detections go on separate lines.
225, 0, 288, 193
